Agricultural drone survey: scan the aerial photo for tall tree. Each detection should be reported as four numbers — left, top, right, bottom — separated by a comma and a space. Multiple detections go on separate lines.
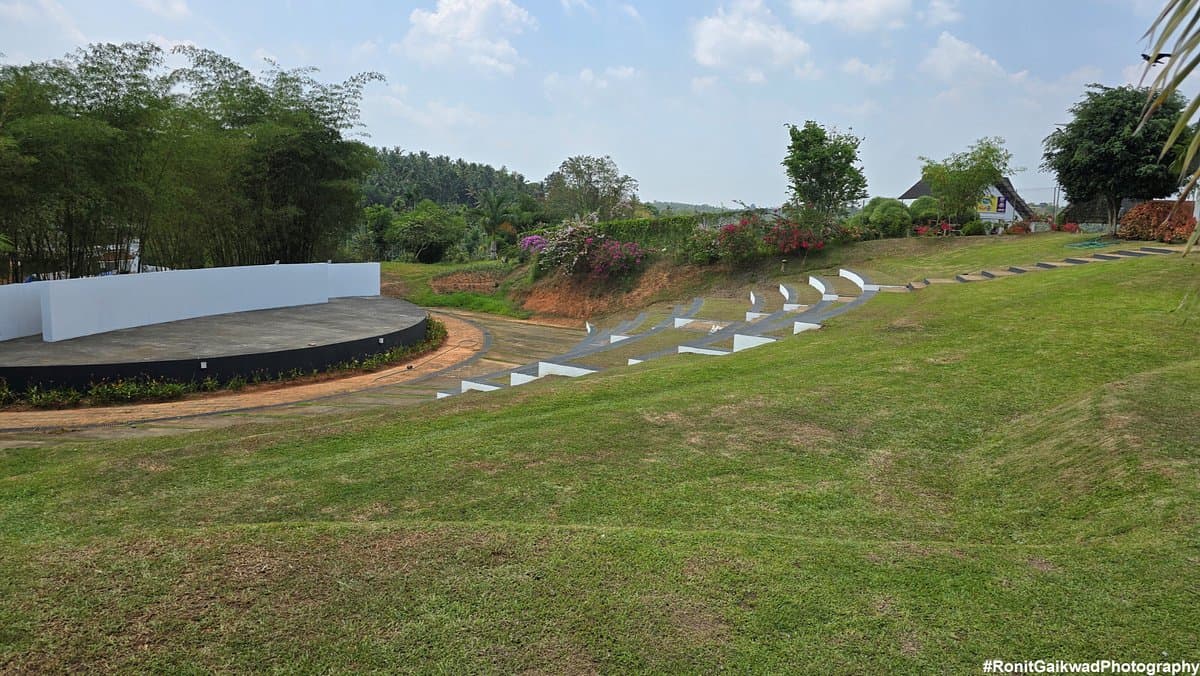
781, 121, 868, 223
542, 155, 638, 221
922, 137, 1015, 228
470, 188, 514, 258
1043, 85, 1186, 234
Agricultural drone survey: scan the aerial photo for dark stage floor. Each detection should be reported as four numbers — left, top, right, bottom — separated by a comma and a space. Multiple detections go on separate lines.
0, 297, 426, 367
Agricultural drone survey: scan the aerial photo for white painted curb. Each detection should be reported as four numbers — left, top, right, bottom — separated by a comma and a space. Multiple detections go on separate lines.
510, 372, 539, 386
461, 380, 500, 393
838, 268, 880, 292
808, 276, 839, 301
733, 334, 777, 352
678, 345, 730, 356
537, 362, 598, 378
793, 322, 822, 334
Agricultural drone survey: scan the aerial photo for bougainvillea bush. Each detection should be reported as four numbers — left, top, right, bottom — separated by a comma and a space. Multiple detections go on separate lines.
1117, 201, 1197, 243
589, 240, 645, 280
537, 223, 647, 281
715, 216, 762, 265
518, 234, 546, 253
764, 218, 825, 255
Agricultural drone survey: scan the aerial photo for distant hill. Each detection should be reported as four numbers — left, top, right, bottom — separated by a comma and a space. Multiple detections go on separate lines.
648, 201, 732, 215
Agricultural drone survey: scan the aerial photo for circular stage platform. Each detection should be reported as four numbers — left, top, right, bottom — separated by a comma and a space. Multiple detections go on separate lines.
0, 297, 428, 392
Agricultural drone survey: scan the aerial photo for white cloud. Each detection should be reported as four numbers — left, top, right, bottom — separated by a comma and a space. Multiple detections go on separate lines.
835, 99, 879, 117
691, 75, 718, 93
351, 39, 380, 60
922, 0, 960, 25
398, 0, 537, 76
790, 0, 910, 31
0, 1, 36, 21
919, 31, 1005, 82
134, 0, 190, 19
146, 33, 195, 50
377, 85, 485, 129
841, 57, 893, 83
28, 0, 85, 44
544, 65, 639, 101
560, 0, 593, 13
692, 0, 811, 83
619, 2, 640, 21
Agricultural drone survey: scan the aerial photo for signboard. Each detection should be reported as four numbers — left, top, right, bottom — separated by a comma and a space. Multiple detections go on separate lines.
978, 195, 1008, 213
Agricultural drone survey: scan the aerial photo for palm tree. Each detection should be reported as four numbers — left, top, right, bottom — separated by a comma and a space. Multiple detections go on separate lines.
471, 188, 514, 259
1142, 0, 1200, 255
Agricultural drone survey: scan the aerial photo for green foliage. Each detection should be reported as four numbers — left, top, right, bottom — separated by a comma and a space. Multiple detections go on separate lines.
363, 148, 537, 215
681, 228, 721, 265
0, 43, 382, 280
908, 195, 940, 225
1117, 201, 1197, 243
782, 121, 869, 222
542, 155, 639, 222
921, 137, 1015, 226
859, 198, 912, 238
24, 386, 82, 409
595, 214, 701, 251
1043, 85, 1186, 234
961, 220, 987, 236
87, 379, 192, 405
388, 200, 467, 264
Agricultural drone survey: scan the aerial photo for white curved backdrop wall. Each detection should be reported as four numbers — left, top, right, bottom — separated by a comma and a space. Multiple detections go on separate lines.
1, 262, 380, 343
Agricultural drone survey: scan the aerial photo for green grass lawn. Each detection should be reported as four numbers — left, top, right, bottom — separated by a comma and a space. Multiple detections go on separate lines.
2, 239, 1198, 672
382, 260, 531, 318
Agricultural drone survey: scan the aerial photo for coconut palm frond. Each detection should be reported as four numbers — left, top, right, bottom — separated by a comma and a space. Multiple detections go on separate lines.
1142, 0, 1200, 255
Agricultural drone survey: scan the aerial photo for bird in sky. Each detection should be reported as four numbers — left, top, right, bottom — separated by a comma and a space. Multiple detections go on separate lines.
1141, 52, 1172, 65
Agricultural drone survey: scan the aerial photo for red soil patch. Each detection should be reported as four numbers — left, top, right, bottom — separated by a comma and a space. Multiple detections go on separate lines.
520, 261, 702, 319
429, 270, 505, 294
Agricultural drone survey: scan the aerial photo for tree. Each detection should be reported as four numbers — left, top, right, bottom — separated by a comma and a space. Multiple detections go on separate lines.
782, 121, 869, 224
908, 195, 940, 225
470, 188, 514, 258
921, 137, 1014, 228
543, 155, 638, 221
387, 200, 466, 263
861, 197, 912, 237
1042, 85, 1186, 234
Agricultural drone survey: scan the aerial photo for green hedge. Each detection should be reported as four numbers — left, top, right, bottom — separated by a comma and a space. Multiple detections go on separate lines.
594, 212, 742, 251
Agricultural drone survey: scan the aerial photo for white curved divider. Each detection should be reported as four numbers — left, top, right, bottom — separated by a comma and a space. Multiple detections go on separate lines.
733, 334, 776, 352
461, 380, 501, 393
0, 281, 48, 340
779, 284, 790, 301
808, 276, 839, 301
745, 311, 770, 321
328, 262, 381, 297
585, 321, 595, 334
678, 345, 730, 356
673, 317, 695, 328
537, 362, 597, 378
838, 269, 880, 292
749, 290, 757, 306
793, 322, 822, 334
436, 391, 453, 399
510, 372, 539, 386
627, 358, 644, 366
610, 334, 630, 343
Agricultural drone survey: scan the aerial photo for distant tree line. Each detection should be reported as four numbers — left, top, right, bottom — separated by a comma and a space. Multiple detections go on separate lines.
0, 42, 381, 282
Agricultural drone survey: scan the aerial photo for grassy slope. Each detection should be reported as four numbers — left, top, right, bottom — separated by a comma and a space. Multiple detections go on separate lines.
382, 261, 531, 318
2, 242, 1198, 672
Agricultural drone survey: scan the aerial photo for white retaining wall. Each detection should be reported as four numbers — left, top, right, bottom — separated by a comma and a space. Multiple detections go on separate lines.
0, 263, 381, 343
733, 334, 776, 352
0, 281, 48, 341
838, 269, 880, 292
328, 262, 381, 297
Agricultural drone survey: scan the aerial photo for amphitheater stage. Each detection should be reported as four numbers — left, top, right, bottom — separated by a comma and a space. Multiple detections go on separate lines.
0, 297, 428, 392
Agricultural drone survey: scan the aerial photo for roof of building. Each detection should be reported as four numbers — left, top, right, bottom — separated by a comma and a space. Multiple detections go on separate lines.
898, 177, 1036, 220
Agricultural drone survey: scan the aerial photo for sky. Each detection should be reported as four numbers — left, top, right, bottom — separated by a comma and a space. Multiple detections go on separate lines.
0, 0, 1175, 207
